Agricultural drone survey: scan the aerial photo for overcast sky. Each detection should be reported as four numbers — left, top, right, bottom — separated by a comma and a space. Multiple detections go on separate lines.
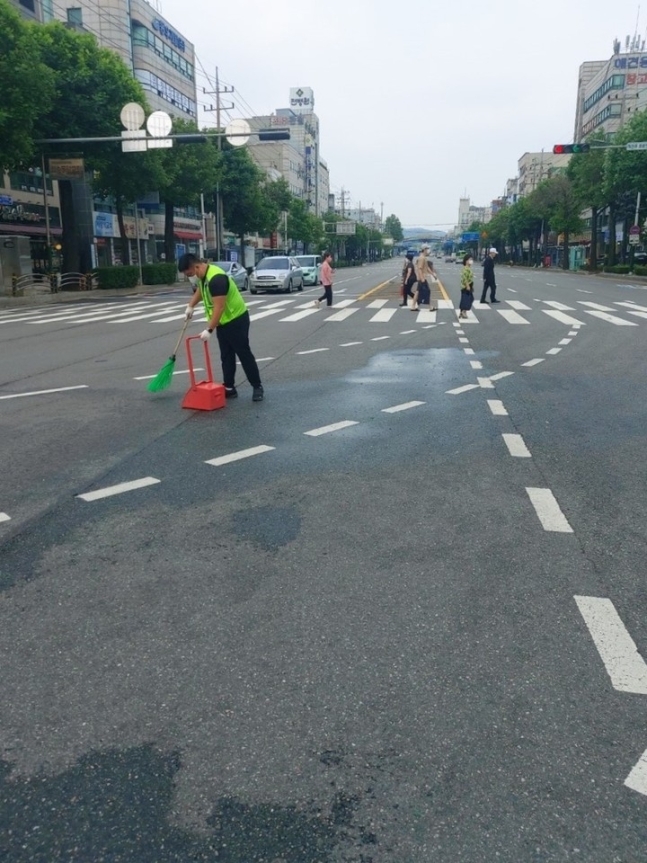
161, 0, 643, 229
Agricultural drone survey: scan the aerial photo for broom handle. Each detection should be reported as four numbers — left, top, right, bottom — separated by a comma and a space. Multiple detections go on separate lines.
171, 318, 191, 359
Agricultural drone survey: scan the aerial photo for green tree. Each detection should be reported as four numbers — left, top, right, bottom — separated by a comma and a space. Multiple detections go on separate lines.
0, 1, 54, 170
287, 197, 324, 250
605, 111, 647, 264
157, 119, 221, 262
567, 131, 607, 269
220, 145, 272, 258
384, 214, 404, 242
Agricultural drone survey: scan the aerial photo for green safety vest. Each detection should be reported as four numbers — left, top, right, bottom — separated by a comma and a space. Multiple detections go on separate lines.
199, 263, 247, 326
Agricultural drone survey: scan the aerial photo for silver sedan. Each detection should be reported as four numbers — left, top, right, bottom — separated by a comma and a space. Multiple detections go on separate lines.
212, 260, 249, 292
249, 257, 304, 294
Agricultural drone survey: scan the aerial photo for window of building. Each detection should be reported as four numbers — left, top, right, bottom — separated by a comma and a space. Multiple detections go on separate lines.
134, 69, 196, 117
8, 170, 53, 195
130, 21, 194, 81
583, 73, 625, 113
19, 0, 36, 12
66, 7, 83, 26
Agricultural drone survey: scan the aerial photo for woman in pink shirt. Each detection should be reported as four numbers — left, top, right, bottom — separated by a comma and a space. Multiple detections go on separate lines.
314, 252, 335, 307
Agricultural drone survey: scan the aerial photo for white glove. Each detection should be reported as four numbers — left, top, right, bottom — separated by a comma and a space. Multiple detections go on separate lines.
200, 329, 211, 341
184, 305, 193, 320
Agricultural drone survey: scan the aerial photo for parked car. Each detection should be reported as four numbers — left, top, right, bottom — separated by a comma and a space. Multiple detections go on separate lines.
249, 256, 304, 294
211, 260, 248, 292
633, 251, 647, 265
295, 254, 321, 286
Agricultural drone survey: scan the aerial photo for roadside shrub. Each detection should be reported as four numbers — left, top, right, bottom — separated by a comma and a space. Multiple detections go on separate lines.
141, 263, 178, 285
95, 266, 139, 289
603, 264, 631, 275
633, 265, 647, 277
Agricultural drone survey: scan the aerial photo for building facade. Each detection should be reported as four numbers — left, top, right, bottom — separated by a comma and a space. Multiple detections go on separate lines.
574, 40, 647, 141
517, 151, 571, 198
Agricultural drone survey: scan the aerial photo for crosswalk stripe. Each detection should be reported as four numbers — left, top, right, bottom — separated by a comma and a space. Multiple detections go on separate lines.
437, 299, 455, 309
369, 308, 398, 323
367, 299, 389, 309
107, 305, 186, 323
416, 309, 437, 324
456, 309, 478, 323
280, 308, 320, 322
506, 300, 532, 311
331, 299, 356, 309
626, 310, 647, 320
497, 309, 530, 325
249, 307, 285, 322
543, 310, 586, 327
616, 301, 647, 312
584, 310, 638, 326
578, 301, 615, 311
543, 301, 575, 311
325, 308, 358, 322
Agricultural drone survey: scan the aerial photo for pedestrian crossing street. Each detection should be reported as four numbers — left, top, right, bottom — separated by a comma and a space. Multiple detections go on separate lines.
1, 295, 647, 330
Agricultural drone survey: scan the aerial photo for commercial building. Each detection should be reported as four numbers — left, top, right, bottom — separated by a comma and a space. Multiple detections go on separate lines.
0, 170, 63, 271
574, 38, 647, 141
517, 151, 570, 198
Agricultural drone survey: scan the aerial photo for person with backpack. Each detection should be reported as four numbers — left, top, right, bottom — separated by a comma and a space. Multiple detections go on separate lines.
400, 252, 416, 307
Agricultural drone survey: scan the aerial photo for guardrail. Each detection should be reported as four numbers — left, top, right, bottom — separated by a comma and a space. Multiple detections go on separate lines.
10, 271, 98, 296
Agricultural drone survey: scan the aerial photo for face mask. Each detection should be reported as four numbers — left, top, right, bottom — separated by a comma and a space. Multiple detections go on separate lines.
188, 275, 199, 286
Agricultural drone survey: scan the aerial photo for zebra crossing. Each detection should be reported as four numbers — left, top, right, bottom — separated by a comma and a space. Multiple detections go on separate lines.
1, 296, 646, 330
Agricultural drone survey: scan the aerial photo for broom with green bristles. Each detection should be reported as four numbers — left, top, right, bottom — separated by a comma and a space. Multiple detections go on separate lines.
147, 318, 191, 392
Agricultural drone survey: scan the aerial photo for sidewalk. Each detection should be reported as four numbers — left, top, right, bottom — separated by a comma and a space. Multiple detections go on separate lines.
0, 280, 190, 310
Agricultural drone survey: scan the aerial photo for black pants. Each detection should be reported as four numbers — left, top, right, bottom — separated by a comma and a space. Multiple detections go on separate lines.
216, 311, 261, 390
480, 279, 497, 303
318, 284, 333, 306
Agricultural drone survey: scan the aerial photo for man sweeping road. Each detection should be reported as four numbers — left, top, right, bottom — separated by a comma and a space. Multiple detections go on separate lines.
178, 253, 264, 402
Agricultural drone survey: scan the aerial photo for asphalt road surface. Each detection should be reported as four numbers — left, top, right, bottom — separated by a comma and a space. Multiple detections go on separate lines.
1, 260, 647, 861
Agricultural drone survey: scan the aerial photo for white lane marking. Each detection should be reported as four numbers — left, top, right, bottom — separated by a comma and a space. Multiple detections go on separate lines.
304, 420, 359, 437
236, 357, 273, 365
547, 348, 562, 355
625, 751, 647, 796
470, 361, 483, 369
370, 308, 398, 323
578, 301, 615, 311
543, 310, 587, 327
503, 433, 532, 458
0, 301, 151, 324
525, 487, 573, 533
382, 401, 425, 414
206, 445, 275, 467
261, 299, 297, 308
508, 288, 518, 293
577, 289, 593, 294
456, 329, 465, 335
400, 329, 416, 335
329, 299, 356, 309
26, 303, 171, 325
574, 596, 647, 695
464, 348, 475, 356
371, 336, 391, 341
488, 400, 508, 416
457, 309, 479, 323
478, 377, 495, 389
497, 309, 531, 325
543, 301, 575, 311
280, 308, 320, 322
452, 322, 461, 328
423, 324, 437, 329
546, 283, 557, 287
0, 512, 11, 523
584, 310, 639, 326
250, 308, 285, 322
458, 337, 469, 344
0, 385, 88, 401
559, 338, 572, 346
104, 306, 186, 324
506, 300, 532, 310
616, 301, 647, 312
446, 384, 480, 395
367, 299, 389, 309
134, 368, 203, 381
625, 310, 647, 320
325, 308, 358, 322
568, 330, 578, 336
489, 371, 514, 381
416, 309, 437, 324
297, 348, 329, 355
340, 341, 362, 347
437, 299, 455, 309
522, 358, 545, 367
77, 476, 160, 502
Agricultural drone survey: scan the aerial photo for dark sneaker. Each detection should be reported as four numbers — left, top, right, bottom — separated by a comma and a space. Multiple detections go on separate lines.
252, 386, 264, 402
225, 387, 238, 399
491, 299, 501, 304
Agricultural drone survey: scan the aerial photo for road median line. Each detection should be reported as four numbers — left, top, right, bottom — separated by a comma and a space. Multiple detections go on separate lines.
358, 277, 397, 301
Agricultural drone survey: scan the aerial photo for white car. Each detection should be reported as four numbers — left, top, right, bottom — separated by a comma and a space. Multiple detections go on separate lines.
249, 256, 304, 294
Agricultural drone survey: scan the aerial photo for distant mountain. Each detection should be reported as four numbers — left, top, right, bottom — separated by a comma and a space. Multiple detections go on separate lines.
403, 227, 447, 239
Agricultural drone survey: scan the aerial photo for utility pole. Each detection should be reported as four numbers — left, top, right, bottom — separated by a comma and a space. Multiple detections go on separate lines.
339, 187, 350, 218
203, 67, 234, 260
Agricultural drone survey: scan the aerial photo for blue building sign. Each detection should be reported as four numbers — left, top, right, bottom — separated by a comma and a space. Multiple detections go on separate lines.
462, 232, 480, 242
152, 19, 186, 52
614, 55, 647, 69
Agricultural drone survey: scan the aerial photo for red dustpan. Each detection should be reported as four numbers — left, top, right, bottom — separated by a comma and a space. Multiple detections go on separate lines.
181, 335, 226, 411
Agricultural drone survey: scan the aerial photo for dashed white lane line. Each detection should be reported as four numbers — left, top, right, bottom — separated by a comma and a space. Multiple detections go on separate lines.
489, 371, 514, 381
371, 336, 391, 341
507, 288, 518, 293
503, 433, 532, 458
497, 309, 531, 325
488, 400, 508, 416
382, 401, 426, 414
340, 341, 362, 347
446, 384, 480, 395
574, 596, 647, 695
559, 338, 572, 346
0, 513, 11, 523
470, 361, 483, 370
458, 337, 470, 344
526, 487, 573, 533
478, 377, 495, 389
134, 368, 203, 381
77, 476, 161, 502
304, 420, 359, 437
400, 330, 416, 335
522, 358, 545, 367
547, 348, 562, 355
0, 385, 89, 401
464, 348, 475, 356
568, 330, 578, 336
297, 348, 329, 355
546, 283, 557, 287
206, 445, 275, 467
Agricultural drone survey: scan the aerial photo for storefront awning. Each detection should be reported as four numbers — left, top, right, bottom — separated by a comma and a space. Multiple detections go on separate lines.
174, 229, 203, 240
0, 223, 62, 237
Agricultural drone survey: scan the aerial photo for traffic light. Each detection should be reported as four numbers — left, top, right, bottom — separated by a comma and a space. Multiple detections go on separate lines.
258, 129, 290, 141
553, 144, 590, 154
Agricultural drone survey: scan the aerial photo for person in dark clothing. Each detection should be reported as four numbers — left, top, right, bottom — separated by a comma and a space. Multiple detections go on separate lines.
400, 252, 416, 306
480, 247, 500, 304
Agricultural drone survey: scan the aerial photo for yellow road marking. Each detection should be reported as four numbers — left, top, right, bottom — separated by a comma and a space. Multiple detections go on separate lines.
358, 277, 397, 301
436, 278, 450, 302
